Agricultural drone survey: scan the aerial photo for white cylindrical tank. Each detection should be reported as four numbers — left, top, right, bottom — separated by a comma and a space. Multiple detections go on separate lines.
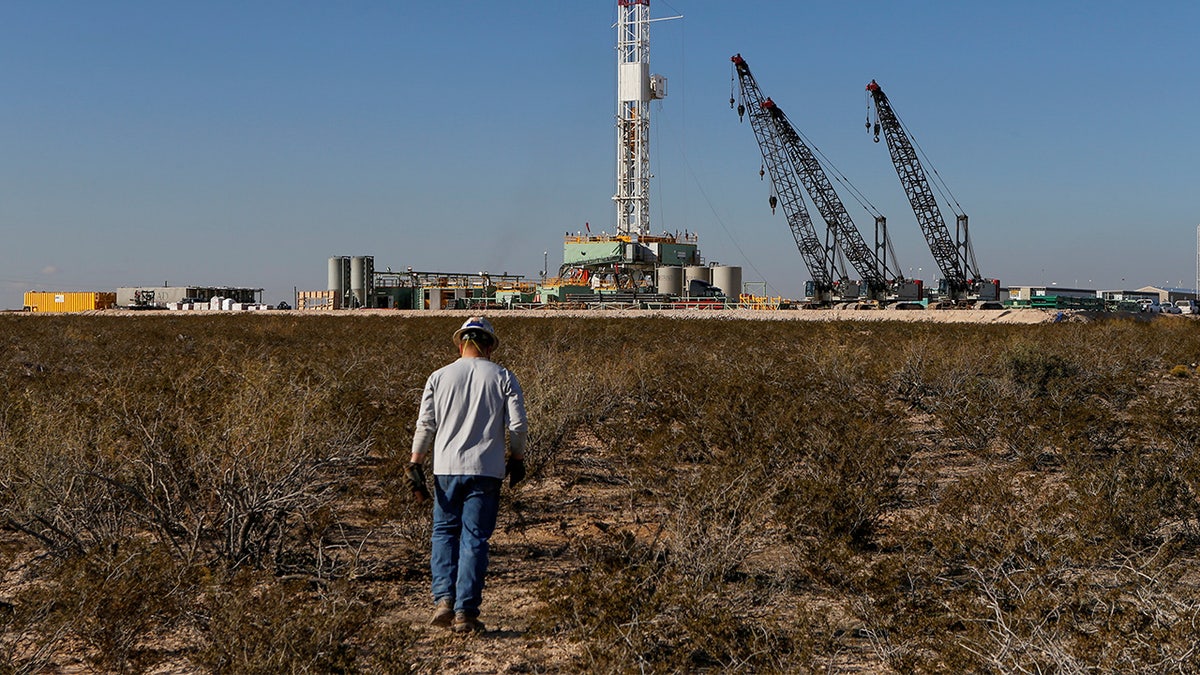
683, 265, 711, 295
350, 256, 374, 307
328, 255, 343, 290
711, 266, 743, 299
656, 265, 683, 296
351, 256, 366, 306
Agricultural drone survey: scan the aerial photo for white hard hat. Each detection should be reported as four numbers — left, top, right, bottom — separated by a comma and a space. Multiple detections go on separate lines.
452, 316, 499, 347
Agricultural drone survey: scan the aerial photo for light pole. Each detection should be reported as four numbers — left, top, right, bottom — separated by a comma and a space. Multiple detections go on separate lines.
542, 251, 548, 282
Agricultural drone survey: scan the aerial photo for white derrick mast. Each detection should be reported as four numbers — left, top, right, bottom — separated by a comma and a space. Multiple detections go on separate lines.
614, 0, 666, 237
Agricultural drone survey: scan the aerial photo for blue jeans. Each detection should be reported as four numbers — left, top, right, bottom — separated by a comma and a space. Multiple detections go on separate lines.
431, 475, 501, 617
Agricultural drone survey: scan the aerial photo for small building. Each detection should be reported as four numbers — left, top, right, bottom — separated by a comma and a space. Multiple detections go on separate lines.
117, 286, 263, 308
23, 291, 117, 313
1137, 286, 1198, 304
1099, 289, 1164, 303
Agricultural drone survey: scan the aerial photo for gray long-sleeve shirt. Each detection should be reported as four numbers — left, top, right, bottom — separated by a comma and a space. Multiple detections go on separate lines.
412, 357, 528, 478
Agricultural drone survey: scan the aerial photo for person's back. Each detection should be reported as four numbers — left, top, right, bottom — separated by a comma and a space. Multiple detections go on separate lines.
420, 356, 525, 478
404, 317, 527, 634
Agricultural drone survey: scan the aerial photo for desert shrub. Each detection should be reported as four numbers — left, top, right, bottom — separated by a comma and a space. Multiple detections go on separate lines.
0, 546, 60, 675
919, 331, 1147, 467
0, 402, 142, 557
1145, 390, 1200, 530
887, 325, 1001, 410
532, 532, 797, 673
176, 360, 372, 571
1003, 342, 1079, 396
928, 373, 1015, 455
500, 318, 634, 478
771, 412, 913, 548
856, 462, 1200, 673
1065, 445, 1189, 550
8, 314, 1200, 672
10, 540, 197, 674
0, 318, 374, 573
658, 457, 776, 585
196, 572, 412, 674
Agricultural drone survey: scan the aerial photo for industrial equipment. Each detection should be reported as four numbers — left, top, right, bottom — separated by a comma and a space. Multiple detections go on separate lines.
732, 54, 912, 303
730, 55, 838, 303
23, 291, 116, 313
117, 285, 263, 308
614, 0, 663, 238
328, 256, 375, 309
865, 80, 998, 303
543, 0, 692, 299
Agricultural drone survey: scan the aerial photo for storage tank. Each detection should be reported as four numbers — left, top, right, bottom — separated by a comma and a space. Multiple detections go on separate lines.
349, 256, 375, 308
683, 265, 711, 295
656, 265, 684, 296
350, 256, 366, 306
328, 257, 347, 297
711, 266, 742, 299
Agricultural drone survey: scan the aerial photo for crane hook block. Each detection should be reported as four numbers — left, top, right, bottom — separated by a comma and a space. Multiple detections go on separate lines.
768, 195, 778, 214
737, 103, 745, 121
729, 97, 735, 109
759, 165, 765, 180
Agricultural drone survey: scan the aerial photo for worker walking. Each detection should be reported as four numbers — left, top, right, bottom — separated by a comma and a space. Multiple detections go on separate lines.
405, 316, 528, 634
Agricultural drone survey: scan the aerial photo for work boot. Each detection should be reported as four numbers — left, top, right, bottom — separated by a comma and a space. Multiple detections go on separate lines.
429, 599, 454, 627
451, 611, 485, 634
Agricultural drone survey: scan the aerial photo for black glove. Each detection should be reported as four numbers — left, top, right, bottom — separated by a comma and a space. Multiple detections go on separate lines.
506, 457, 525, 488
404, 462, 431, 503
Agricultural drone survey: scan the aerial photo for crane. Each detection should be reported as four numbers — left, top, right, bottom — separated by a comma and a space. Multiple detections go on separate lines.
865, 79, 996, 302
730, 55, 839, 301
732, 54, 904, 302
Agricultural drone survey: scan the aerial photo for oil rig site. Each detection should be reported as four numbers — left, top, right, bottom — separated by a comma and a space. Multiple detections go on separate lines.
296, 0, 1002, 313
17, 1, 1198, 315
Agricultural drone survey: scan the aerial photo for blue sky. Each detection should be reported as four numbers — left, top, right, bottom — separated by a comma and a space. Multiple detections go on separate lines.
2, 1, 1196, 307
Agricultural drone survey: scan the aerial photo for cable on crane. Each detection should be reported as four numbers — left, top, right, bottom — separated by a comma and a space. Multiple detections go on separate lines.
730, 61, 738, 111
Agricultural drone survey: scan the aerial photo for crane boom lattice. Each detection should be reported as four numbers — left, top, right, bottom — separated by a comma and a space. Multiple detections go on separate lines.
731, 55, 837, 297
733, 55, 897, 299
866, 80, 988, 300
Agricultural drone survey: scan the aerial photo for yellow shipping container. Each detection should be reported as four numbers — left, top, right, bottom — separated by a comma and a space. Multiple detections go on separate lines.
23, 292, 117, 313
